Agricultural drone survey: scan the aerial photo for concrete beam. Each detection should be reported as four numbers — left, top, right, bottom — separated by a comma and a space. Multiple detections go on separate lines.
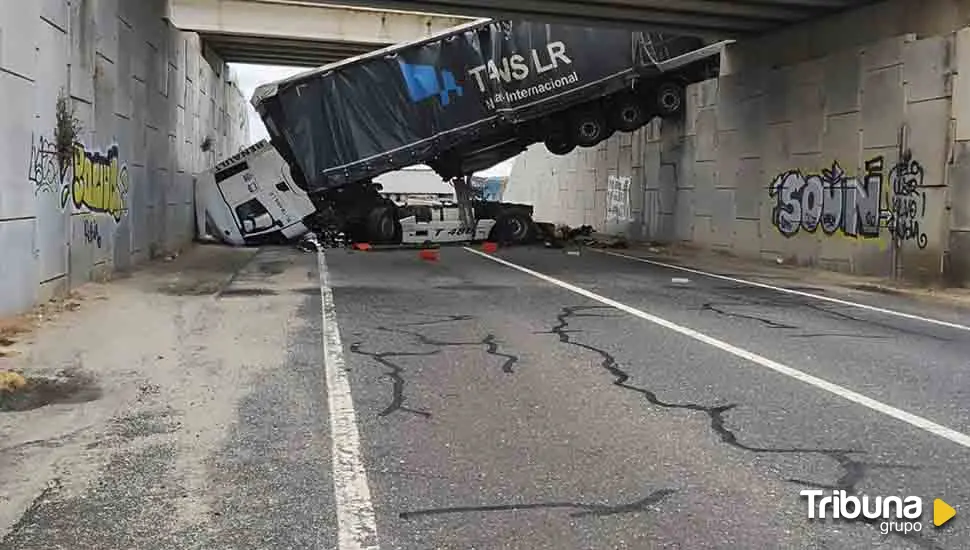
167, 0, 477, 66
168, 0, 474, 44
293, 0, 876, 37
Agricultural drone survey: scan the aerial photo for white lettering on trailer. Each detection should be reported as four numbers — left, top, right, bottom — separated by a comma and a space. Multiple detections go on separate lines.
468, 41, 573, 92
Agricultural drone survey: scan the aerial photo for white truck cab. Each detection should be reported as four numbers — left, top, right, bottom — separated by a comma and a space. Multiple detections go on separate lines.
395, 197, 496, 244
195, 140, 316, 246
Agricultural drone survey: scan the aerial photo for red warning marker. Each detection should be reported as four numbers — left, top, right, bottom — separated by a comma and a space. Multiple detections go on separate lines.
352, 243, 372, 251
419, 249, 439, 262
482, 241, 498, 254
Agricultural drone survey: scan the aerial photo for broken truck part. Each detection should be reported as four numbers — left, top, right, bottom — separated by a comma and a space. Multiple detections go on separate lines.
251, 19, 728, 195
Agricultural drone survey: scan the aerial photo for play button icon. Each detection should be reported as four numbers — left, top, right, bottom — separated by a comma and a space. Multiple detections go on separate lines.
934, 499, 956, 527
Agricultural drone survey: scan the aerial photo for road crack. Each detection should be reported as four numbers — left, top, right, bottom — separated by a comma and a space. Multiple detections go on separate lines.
377, 323, 518, 374
701, 303, 798, 329
542, 305, 934, 548
350, 315, 519, 418
400, 488, 677, 520
348, 343, 437, 418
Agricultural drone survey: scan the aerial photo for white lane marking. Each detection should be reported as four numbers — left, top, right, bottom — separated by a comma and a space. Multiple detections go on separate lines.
464, 247, 970, 450
317, 249, 380, 550
594, 249, 970, 333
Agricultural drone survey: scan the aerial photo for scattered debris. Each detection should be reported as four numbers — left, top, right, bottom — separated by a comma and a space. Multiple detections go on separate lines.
0, 371, 27, 392
482, 242, 499, 254
296, 232, 322, 253
671, 277, 691, 284
0, 370, 102, 412
537, 223, 630, 250
567, 250, 581, 256
419, 249, 440, 262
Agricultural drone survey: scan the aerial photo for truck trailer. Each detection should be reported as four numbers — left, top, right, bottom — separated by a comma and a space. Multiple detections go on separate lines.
250, 19, 727, 244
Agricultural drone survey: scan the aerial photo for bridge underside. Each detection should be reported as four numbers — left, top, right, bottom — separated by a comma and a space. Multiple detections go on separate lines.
201, 33, 383, 67
167, 0, 475, 67
294, 0, 877, 38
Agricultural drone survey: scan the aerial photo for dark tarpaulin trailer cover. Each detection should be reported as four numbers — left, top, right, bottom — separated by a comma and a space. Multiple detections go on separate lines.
252, 19, 703, 195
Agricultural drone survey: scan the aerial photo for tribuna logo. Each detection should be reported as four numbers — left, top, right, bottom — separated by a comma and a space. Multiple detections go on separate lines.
801, 490, 923, 534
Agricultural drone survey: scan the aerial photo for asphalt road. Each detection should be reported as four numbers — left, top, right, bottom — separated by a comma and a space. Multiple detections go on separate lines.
2, 243, 969, 549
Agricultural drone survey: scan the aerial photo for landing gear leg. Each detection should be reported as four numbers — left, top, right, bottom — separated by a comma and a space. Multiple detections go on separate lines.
452, 175, 476, 232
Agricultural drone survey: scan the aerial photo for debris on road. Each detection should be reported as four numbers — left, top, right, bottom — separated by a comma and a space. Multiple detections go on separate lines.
537, 223, 630, 250
0, 371, 26, 392
419, 249, 440, 262
0, 370, 102, 412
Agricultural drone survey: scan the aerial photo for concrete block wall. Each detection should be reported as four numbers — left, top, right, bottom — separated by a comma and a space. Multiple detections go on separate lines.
0, 0, 250, 316
681, 31, 953, 281
504, 118, 684, 241
507, 0, 970, 285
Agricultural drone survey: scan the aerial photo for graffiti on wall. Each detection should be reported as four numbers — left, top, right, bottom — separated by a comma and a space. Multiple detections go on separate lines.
25, 136, 130, 222
768, 152, 928, 249
62, 144, 130, 222
82, 217, 102, 248
28, 133, 64, 195
607, 175, 632, 224
886, 151, 928, 249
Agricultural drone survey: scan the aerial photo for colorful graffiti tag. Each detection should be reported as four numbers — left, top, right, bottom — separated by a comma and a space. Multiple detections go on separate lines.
27, 137, 130, 221
61, 144, 130, 222
768, 153, 928, 249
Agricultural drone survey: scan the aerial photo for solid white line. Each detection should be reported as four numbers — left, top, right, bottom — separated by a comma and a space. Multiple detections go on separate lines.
464, 247, 970, 450
594, 249, 970, 333
317, 249, 380, 550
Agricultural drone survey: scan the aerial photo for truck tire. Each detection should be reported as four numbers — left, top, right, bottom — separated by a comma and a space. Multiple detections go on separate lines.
609, 95, 648, 132
490, 210, 535, 244
570, 108, 609, 148
367, 205, 401, 244
656, 81, 685, 117
544, 135, 576, 156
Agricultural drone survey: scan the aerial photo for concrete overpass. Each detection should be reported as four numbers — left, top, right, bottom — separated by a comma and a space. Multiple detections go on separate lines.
292, 0, 877, 38
166, 0, 476, 66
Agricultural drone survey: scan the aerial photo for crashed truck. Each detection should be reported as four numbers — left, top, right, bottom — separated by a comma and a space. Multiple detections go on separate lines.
199, 18, 727, 246
194, 140, 524, 246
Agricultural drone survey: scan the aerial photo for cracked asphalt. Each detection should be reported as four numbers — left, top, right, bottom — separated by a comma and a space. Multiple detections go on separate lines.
2, 243, 969, 549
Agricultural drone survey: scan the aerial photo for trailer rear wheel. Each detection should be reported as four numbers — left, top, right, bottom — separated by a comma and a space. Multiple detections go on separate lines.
570, 108, 609, 148
544, 135, 576, 156
609, 95, 648, 132
490, 210, 535, 244
656, 81, 685, 117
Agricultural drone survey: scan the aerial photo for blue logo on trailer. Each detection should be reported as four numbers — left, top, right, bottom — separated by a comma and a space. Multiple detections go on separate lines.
398, 61, 463, 106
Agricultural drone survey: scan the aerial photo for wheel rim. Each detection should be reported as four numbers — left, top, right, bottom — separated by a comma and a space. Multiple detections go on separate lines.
580, 121, 600, 140
503, 217, 527, 240
621, 106, 639, 124
660, 89, 681, 111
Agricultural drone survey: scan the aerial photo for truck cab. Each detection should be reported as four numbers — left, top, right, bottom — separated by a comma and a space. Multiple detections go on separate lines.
195, 141, 316, 246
